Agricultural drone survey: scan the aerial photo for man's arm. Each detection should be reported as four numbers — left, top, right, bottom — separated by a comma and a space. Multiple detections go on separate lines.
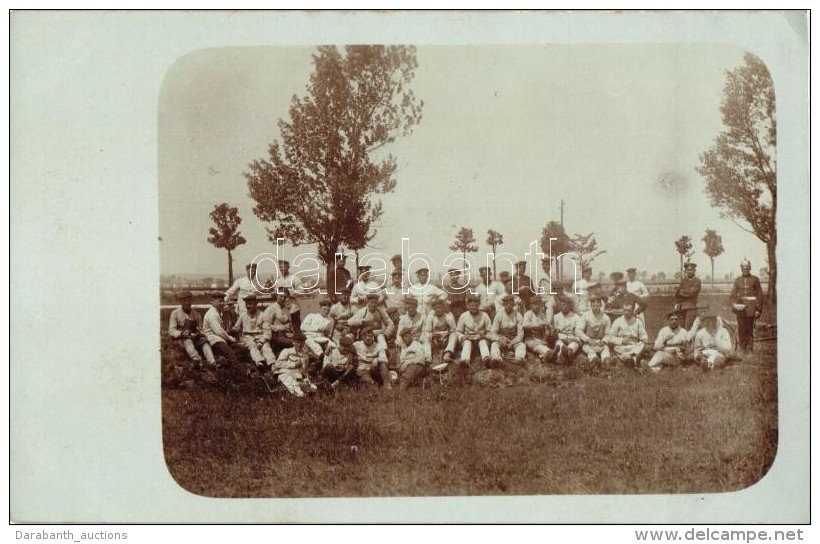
168, 310, 183, 339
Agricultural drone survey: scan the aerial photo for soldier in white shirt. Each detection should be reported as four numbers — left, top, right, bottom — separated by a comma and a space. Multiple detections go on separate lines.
202, 292, 239, 366
273, 332, 317, 396
521, 296, 554, 362
271, 260, 305, 330
231, 294, 277, 373
300, 298, 335, 360
395, 297, 425, 349
626, 267, 650, 323
397, 327, 427, 390
168, 291, 215, 366
353, 326, 392, 388
262, 289, 295, 351
329, 286, 354, 343
474, 266, 505, 321
348, 293, 394, 363
224, 263, 262, 316
553, 296, 582, 365
384, 270, 407, 315
646, 310, 690, 372
349, 265, 384, 311
691, 312, 733, 371
456, 294, 492, 366
320, 335, 358, 389
407, 267, 448, 314
423, 298, 458, 364
490, 294, 526, 369
605, 299, 650, 367
575, 296, 612, 366
573, 265, 594, 314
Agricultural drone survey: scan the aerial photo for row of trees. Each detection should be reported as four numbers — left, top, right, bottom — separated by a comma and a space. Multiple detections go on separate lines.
201, 47, 775, 318
447, 223, 605, 282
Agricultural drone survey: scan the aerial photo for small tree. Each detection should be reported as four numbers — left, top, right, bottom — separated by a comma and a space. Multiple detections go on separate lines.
207, 203, 247, 285
674, 235, 693, 276
485, 229, 504, 278
541, 221, 572, 282
568, 232, 607, 269
657, 271, 666, 282
702, 228, 725, 291
449, 227, 478, 267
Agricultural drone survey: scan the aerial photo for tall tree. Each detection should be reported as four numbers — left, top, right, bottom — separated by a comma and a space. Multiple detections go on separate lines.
674, 235, 693, 276
540, 221, 572, 282
449, 227, 478, 267
245, 45, 424, 285
696, 53, 776, 316
485, 229, 504, 278
702, 228, 725, 292
568, 232, 606, 268
207, 203, 247, 285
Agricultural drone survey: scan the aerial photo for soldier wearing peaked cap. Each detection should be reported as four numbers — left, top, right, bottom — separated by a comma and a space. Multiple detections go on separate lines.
730, 259, 765, 353
675, 262, 702, 329
169, 290, 215, 366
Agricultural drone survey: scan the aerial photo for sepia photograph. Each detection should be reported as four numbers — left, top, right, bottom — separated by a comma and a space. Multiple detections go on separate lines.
159, 43, 778, 497
10, 10, 809, 524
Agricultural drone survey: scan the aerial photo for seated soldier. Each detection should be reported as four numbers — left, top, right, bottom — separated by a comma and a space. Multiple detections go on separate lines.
522, 296, 554, 363
169, 291, 215, 367
321, 335, 358, 389
300, 298, 335, 367
575, 296, 612, 367
263, 289, 296, 351
231, 294, 276, 373
553, 295, 582, 365
329, 286, 354, 343
606, 278, 646, 320
397, 326, 427, 390
348, 292, 394, 363
271, 259, 306, 331
423, 298, 458, 364
646, 309, 690, 372
690, 312, 732, 371
353, 326, 392, 389
456, 294, 492, 367
273, 332, 317, 397
395, 297, 425, 349
489, 294, 526, 370
605, 299, 650, 367
202, 292, 239, 366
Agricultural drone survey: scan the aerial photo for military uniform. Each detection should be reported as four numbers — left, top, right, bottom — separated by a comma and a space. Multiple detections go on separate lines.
730, 273, 764, 352
675, 265, 702, 329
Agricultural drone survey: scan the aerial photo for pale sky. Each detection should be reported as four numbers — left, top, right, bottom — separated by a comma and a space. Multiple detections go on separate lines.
159, 44, 768, 280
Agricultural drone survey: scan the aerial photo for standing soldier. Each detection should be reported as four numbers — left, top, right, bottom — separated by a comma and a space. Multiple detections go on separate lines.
224, 263, 261, 316
730, 259, 765, 353
573, 265, 593, 313
329, 253, 352, 303
675, 261, 702, 329
474, 266, 505, 321
512, 260, 535, 311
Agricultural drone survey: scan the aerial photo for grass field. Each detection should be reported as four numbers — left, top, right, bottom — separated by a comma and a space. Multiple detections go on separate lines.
160, 293, 777, 498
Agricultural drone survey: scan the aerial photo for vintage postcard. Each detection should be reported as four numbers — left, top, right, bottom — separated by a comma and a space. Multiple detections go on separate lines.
10, 10, 809, 523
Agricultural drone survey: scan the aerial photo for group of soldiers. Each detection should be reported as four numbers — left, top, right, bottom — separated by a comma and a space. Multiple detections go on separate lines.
167, 253, 766, 396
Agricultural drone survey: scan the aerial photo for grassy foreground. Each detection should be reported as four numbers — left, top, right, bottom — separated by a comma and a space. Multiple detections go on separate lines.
162, 342, 777, 498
